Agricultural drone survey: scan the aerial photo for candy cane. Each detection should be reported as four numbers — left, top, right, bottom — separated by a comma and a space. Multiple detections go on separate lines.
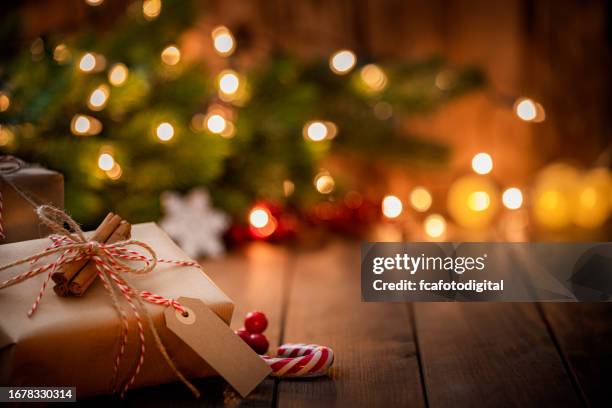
262, 343, 334, 377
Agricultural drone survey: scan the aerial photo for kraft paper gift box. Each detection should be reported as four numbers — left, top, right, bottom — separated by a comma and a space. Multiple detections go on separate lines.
0, 223, 247, 397
0, 159, 64, 243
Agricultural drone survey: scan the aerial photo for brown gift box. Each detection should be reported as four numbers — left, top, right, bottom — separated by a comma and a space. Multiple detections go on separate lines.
0, 160, 64, 243
0, 223, 235, 397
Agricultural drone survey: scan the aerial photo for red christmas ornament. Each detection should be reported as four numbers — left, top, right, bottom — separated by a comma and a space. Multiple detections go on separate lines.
248, 333, 269, 355
235, 328, 250, 343
244, 311, 268, 333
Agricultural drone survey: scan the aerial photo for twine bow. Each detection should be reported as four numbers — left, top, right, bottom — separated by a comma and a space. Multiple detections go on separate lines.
0, 205, 200, 398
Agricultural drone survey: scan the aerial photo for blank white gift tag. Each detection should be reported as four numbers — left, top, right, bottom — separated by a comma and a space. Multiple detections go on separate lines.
164, 297, 271, 397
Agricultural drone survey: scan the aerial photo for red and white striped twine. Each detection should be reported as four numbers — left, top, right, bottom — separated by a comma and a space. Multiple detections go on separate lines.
262, 343, 334, 377
0, 205, 202, 398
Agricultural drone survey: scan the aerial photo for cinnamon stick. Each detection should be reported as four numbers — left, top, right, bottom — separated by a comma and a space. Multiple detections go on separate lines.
53, 283, 68, 297
69, 220, 131, 296
51, 212, 121, 285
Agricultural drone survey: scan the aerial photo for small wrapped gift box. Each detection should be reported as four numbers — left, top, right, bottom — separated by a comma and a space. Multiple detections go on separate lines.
0, 222, 268, 397
0, 156, 64, 243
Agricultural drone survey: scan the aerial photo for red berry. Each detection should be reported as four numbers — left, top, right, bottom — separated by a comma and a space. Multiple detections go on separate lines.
248, 333, 269, 355
244, 311, 268, 334
235, 328, 250, 343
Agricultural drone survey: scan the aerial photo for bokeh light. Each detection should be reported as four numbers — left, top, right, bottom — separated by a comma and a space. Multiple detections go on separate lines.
314, 172, 335, 194
212, 26, 235, 56
161, 45, 181, 65
218, 70, 240, 95
382, 195, 403, 219
0, 92, 10, 112
424, 214, 446, 238
409, 187, 432, 212
156, 122, 175, 142
87, 84, 109, 111
502, 187, 523, 210
143, 0, 161, 20
97, 153, 115, 171
471, 152, 493, 175
329, 50, 356, 75
249, 207, 270, 228
79, 53, 96, 72
108, 63, 128, 86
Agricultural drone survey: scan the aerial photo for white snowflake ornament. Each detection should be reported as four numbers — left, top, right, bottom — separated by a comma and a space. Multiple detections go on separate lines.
160, 188, 230, 258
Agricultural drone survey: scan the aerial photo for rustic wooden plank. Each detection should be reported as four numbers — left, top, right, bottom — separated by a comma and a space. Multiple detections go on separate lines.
277, 241, 426, 408
541, 302, 612, 407
414, 302, 582, 407
85, 242, 289, 407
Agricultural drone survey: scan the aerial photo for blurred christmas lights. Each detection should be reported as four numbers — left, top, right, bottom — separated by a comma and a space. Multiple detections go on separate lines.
205, 113, 227, 134
248, 205, 277, 238
161, 45, 181, 66
502, 187, 523, 210
106, 163, 123, 180
314, 171, 335, 194
471, 152, 493, 175
359, 64, 388, 93
218, 70, 240, 95
409, 187, 432, 212
211, 26, 235, 56
143, 0, 161, 20
0, 92, 10, 112
329, 50, 356, 75
382, 195, 403, 219
79, 53, 97, 72
87, 84, 110, 111
424, 214, 446, 238
514, 98, 545, 123
53, 44, 70, 64
97, 153, 115, 171
108, 63, 128, 86
156, 122, 175, 141
71, 114, 102, 136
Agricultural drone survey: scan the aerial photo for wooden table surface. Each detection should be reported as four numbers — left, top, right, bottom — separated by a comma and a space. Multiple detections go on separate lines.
101, 240, 612, 408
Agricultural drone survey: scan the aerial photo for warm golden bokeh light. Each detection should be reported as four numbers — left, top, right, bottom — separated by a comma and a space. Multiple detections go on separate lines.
87, 85, 110, 111
156, 122, 175, 141
249, 207, 270, 228
53, 44, 71, 63
206, 114, 227, 134
502, 187, 523, 210
97, 153, 115, 171
382, 195, 403, 219
143, 0, 161, 20
468, 191, 491, 212
424, 214, 446, 238
211, 26, 235, 56
218, 70, 240, 95
409, 187, 432, 212
471, 152, 493, 175
0, 125, 15, 146
106, 163, 123, 180
447, 175, 499, 228
514, 97, 545, 122
359, 64, 388, 92
0, 92, 10, 112
329, 50, 356, 75
314, 172, 335, 194
108, 63, 128, 86
79, 53, 96, 72
283, 180, 295, 197
85, 0, 104, 6
161, 45, 181, 65
71, 114, 102, 136
304, 121, 327, 141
